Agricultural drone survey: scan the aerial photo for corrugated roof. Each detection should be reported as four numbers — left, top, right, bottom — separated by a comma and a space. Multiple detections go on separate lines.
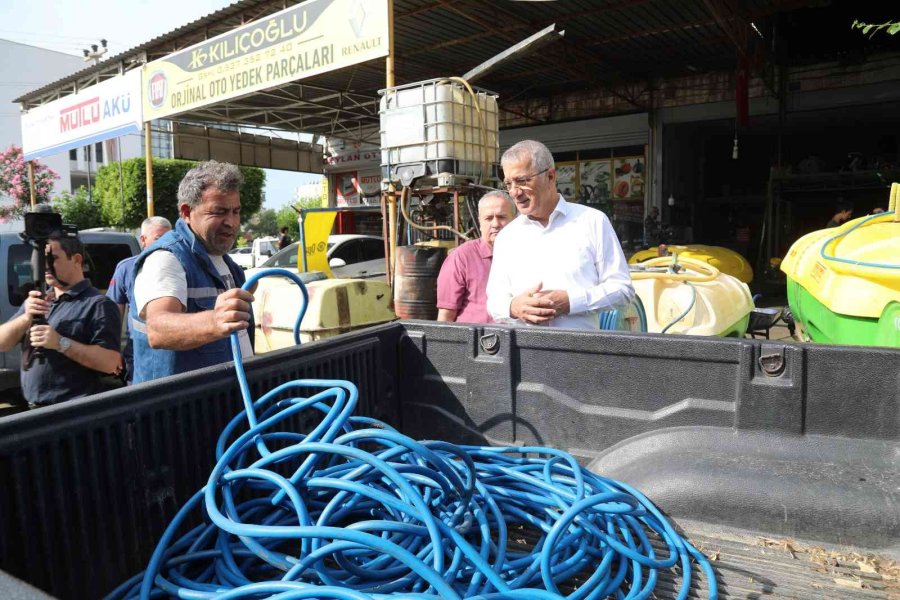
14, 0, 896, 138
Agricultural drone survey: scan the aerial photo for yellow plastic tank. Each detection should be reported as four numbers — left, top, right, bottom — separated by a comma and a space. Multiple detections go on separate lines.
780, 212, 899, 320
252, 277, 396, 353
780, 192, 899, 347
630, 255, 753, 337
629, 245, 754, 284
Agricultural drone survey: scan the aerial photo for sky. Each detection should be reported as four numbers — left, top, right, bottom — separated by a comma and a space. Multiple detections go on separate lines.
2, 0, 323, 211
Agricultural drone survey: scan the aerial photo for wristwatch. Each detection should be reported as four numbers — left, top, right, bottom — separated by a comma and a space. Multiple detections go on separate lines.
58, 336, 72, 354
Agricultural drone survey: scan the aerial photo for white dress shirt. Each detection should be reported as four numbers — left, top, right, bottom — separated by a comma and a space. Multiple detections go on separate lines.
486, 195, 635, 330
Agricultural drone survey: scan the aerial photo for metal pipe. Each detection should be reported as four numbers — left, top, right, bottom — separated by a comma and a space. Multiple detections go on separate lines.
380, 191, 391, 284
388, 190, 398, 276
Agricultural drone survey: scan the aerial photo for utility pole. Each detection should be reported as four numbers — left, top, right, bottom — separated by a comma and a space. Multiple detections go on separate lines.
80, 39, 106, 202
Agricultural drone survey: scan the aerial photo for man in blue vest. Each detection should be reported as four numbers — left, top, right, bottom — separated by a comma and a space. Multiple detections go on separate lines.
129, 160, 254, 384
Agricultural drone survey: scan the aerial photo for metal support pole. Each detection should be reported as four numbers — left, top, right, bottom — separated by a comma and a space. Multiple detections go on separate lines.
27, 161, 36, 209
85, 145, 93, 202
117, 139, 126, 229
386, 0, 395, 89
452, 190, 460, 248
144, 121, 155, 217
299, 209, 308, 272
385, 0, 397, 287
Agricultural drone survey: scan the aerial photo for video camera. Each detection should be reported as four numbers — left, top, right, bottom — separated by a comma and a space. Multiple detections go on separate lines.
21, 209, 78, 244
19, 207, 78, 288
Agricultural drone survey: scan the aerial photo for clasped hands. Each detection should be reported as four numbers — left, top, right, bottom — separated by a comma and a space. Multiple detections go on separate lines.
509, 283, 569, 325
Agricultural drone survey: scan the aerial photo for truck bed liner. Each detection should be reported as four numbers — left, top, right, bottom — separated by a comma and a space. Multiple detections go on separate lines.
673, 521, 899, 599
0, 322, 896, 599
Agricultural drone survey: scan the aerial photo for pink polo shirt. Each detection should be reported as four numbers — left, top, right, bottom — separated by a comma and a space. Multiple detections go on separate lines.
436, 238, 494, 323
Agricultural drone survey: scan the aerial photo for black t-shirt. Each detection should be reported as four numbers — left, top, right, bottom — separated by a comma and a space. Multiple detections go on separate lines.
16, 279, 121, 405
278, 234, 291, 250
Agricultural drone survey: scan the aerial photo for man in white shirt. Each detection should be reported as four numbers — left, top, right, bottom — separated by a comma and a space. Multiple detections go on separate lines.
129, 160, 254, 383
486, 140, 635, 330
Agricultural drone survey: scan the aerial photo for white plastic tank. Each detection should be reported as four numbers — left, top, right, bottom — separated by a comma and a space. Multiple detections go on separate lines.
630, 256, 754, 337
379, 78, 499, 183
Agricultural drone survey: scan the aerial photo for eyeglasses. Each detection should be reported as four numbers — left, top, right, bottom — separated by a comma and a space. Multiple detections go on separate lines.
501, 168, 550, 192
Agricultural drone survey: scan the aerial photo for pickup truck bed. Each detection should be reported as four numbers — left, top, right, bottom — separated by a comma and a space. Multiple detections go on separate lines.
0, 322, 897, 599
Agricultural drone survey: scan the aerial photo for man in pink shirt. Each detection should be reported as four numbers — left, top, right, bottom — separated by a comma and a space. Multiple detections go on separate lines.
437, 191, 516, 323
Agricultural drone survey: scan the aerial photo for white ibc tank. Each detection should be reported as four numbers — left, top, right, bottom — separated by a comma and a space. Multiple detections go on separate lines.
379, 78, 499, 183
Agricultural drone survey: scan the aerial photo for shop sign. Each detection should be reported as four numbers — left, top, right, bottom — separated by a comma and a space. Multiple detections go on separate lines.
21, 70, 142, 160
326, 148, 381, 166
142, 0, 388, 120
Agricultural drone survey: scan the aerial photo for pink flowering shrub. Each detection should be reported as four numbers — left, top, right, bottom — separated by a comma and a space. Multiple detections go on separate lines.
0, 145, 59, 221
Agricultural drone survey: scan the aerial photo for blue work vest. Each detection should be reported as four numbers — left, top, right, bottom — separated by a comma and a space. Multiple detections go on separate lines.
128, 219, 250, 384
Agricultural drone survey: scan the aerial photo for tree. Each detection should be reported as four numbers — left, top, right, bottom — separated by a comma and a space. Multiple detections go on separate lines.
295, 186, 326, 209
94, 158, 266, 229
277, 191, 325, 239
0, 145, 59, 222
852, 20, 900, 38
245, 208, 279, 238
276, 206, 300, 238
53, 187, 104, 230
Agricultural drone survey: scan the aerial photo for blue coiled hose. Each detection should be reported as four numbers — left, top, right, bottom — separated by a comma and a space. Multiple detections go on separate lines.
107, 269, 718, 600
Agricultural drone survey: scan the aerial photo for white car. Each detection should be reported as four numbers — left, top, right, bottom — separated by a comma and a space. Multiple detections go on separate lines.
245, 234, 384, 279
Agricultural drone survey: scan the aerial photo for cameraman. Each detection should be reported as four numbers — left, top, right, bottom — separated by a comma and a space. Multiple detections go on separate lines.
0, 233, 121, 407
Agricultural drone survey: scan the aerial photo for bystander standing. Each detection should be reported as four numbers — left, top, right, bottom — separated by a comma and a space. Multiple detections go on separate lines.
486, 140, 634, 330
0, 232, 121, 407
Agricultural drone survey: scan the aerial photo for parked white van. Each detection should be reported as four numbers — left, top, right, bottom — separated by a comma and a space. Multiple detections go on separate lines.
228, 236, 278, 270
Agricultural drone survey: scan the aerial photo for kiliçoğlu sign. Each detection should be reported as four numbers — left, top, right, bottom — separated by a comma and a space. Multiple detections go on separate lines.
142, 0, 388, 121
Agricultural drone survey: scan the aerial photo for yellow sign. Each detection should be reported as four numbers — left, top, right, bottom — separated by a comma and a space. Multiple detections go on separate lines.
142, 0, 388, 120
301, 210, 338, 277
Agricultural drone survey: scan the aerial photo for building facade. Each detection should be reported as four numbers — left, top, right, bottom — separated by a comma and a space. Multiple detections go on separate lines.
1, 39, 171, 229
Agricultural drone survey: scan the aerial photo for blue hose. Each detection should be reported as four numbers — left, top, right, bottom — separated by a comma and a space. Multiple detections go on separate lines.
107, 269, 717, 600
820, 211, 898, 269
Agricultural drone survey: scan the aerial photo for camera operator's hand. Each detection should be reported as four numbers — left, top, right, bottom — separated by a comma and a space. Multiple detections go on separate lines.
29, 324, 61, 351
22, 290, 51, 324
